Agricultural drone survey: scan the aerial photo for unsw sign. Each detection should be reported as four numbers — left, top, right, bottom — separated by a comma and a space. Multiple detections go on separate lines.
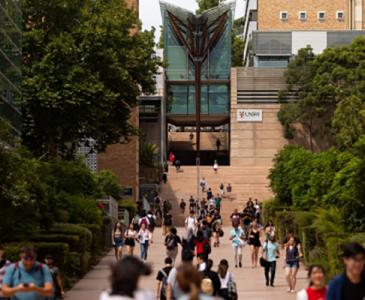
237, 109, 263, 122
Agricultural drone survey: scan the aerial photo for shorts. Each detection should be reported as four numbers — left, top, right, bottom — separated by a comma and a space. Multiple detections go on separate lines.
125, 238, 135, 247
286, 260, 299, 269
232, 244, 243, 255
114, 237, 123, 248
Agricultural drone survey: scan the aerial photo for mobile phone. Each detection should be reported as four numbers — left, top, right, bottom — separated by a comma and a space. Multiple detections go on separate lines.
23, 283, 29, 287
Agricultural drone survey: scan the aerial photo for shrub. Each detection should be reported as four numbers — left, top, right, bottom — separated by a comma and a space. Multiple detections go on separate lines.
30, 234, 81, 252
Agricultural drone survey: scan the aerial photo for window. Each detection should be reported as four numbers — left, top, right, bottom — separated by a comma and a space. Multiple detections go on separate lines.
280, 11, 288, 21
336, 11, 344, 21
318, 11, 326, 21
298, 11, 307, 21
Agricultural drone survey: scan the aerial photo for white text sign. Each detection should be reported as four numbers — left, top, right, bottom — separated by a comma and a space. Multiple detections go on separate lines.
237, 109, 263, 122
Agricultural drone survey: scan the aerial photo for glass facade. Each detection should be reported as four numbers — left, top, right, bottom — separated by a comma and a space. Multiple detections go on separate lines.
161, 2, 232, 117
167, 84, 229, 115
0, 0, 22, 133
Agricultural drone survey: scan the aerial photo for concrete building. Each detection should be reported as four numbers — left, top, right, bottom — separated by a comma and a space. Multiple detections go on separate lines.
244, 0, 365, 66
0, 0, 22, 134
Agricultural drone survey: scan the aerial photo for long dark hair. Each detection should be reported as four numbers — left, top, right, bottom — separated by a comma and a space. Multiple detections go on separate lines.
113, 222, 122, 233
218, 259, 229, 278
110, 256, 151, 297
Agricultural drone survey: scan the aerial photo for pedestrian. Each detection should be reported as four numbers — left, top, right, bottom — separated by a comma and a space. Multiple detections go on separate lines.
219, 184, 224, 197
213, 160, 218, 174
0, 246, 11, 300
44, 255, 64, 300
217, 259, 234, 300
211, 210, 222, 248
214, 195, 222, 212
99, 256, 154, 300
189, 196, 196, 212
166, 250, 194, 300
230, 209, 241, 228
162, 172, 168, 184
201, 220, 212, 242
248, 219, 261, 268
207, 188, 213, 201
137, 223, 153, 261
176, 263, 216, 300
296, 264, 327, 300
138, 210, 150, 228
2, 246, 53, 299
179, 198, 186, 214
168, 151, 175, 165
175, 159, 181, 172
197, 254, 207, 272
147, 210, 156, 233
156, 257, 173, 300
125, 223, 138, 256
264, 220, 276, 240
202, 259, 221, 296
200, 177, 207, 192
284, 235, 303, 293
226, 184, 232, 196
181, 229, 196, 260
326, 242, 365, 300
262, 235, 279, 287
112, 221, 124, 261
195, 230, 211, 261
216, 139, 221, 151
185, 210, 198, 234
163, 213, 173, 236
165, 227, 181, 265
230, 222, 245, 268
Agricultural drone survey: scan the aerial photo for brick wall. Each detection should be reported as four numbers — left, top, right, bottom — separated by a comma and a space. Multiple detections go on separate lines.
258, 0, 349, 31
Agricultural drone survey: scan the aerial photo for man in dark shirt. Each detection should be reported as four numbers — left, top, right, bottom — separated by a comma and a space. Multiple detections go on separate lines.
156, 257, 173, 300
327, 242, 365, 300
202, 259, 221, 296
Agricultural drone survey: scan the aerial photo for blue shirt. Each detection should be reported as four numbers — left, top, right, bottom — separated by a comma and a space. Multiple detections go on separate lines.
3, 261, 53, 300
230, 228, 244, 247
263, 241, 279, 262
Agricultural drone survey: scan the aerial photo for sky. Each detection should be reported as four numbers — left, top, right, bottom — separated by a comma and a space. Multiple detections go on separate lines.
139, 0, 245, 42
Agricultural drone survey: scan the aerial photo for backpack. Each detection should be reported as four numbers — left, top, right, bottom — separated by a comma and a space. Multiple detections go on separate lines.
159, 268, 170, 298
148, 215, 155, 227
166, 235, 177, 250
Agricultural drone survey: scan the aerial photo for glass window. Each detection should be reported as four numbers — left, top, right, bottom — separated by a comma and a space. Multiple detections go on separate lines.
208, 85, 228, 114
167, 85, 188, 114
188, 85, 196, 114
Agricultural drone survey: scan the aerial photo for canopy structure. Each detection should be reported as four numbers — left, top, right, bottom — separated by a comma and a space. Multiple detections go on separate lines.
160, 1, 235, 158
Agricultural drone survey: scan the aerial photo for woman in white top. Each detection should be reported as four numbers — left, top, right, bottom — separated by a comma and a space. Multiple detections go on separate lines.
112, 222, 124, 261
213, 160, 218, 174
124, 223, 137, 256
217, 259, 233, 300
99, 256, 154, 300
137, 223, 153, 261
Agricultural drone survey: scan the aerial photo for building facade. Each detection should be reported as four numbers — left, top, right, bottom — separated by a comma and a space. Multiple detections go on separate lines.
0, 0, 22, 133
160, 1, 234, 165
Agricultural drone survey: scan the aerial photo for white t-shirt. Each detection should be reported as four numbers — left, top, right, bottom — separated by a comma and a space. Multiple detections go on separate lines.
219, 272, 232, 289
185, 216, 196, 229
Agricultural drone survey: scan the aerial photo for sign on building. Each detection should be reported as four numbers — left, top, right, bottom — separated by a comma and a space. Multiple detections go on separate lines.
237, 109, 263, 122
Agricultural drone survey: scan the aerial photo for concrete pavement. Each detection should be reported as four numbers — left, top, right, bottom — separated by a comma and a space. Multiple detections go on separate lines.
66, 226, 307, 300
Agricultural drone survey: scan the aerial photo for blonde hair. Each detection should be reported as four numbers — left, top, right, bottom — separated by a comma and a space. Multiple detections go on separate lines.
201, 278, 214, 296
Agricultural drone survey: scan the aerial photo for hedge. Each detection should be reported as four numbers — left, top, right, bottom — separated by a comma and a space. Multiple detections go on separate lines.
30, 234, 81, 252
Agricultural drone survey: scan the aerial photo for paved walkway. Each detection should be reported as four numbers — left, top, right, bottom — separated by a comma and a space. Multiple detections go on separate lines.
66, 227, 307, 300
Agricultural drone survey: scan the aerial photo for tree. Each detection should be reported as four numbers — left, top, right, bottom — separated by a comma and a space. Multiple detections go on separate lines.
21, 0, 161, 158
196, 0, 220, 14
279, 37, 365, 151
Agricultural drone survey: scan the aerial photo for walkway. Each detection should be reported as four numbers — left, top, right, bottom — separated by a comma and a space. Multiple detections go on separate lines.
66, 227, 307, 300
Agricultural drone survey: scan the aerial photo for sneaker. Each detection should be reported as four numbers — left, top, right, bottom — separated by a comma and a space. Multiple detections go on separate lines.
270, 283, 275, 287
266, 282, 269, 286
235, 264, 238, 268
239, 262, 242, 268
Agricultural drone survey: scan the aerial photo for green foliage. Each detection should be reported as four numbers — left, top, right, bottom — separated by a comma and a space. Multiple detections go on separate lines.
118, 198, 137, 217
279, 37, 365, 150
21, 0, 161, 157
140, 142, 159, 169
232, 35, 244, 67
196, 0, 220, 13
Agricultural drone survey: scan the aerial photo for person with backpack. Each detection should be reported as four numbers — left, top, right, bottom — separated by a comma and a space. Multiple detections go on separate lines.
202, 259, 221, 296
156, 257, 173, 300
217, 259, 237, 300
44, 255, 64, 300
285, 235, 303, 293
147, 211, 156, 233
2, 246, 53, 300
262, 235, 279, 287
179, 199, 186, 214
138, 211, 150, 229
164, 228, 181, 265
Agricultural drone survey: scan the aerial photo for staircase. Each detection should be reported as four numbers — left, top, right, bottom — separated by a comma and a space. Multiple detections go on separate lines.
160, 165, 273, 224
